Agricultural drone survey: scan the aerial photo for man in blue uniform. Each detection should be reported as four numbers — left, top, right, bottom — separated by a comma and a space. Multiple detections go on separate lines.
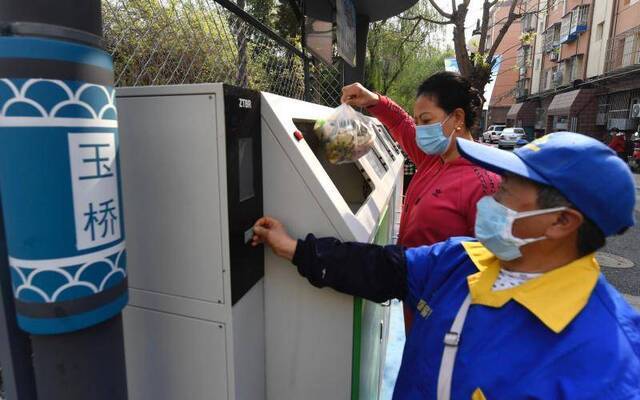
252, 132, 640, 400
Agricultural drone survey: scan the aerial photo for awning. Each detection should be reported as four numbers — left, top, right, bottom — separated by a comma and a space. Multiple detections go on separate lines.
547, 89, 598, 116
506, 103, 524, 120
506, 101, 538, 126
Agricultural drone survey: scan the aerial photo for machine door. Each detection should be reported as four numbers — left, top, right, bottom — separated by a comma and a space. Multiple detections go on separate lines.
224, 85, 264, 305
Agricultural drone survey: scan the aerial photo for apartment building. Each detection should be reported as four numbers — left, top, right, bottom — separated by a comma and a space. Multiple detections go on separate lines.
486, 1, 523, 126
505, 0, 545, 136
505, 0, 640, 139
595, 0, 640, 133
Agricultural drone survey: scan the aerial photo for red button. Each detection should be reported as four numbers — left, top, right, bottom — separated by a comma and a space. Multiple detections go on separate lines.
294, 130, 304, 141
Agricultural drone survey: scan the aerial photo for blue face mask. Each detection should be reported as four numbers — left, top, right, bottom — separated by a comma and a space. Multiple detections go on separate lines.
474, 196, 567, 261
415, 115, 452, 155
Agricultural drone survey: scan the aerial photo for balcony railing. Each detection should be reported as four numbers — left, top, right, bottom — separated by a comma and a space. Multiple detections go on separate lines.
544, 24, 561, 53
563, 55, 583, 83
517, 45, 531, 68
521, 13, 537, 33
605, 27, 640, 73
544, 30, 554, 52
570, 5, 589, 35
552, 67, 564, 87
516, 78, 531, 99
560, 14, 575, 43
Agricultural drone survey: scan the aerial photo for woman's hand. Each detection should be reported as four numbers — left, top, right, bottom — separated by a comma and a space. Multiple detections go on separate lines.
252, 216, 297, 261
341, 83, 380, 108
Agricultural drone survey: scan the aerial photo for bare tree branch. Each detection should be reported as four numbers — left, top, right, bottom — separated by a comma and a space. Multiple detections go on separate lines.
427, 0, 453, 19
451, 1, 472, 77
398, 15, 454, 25
478, 0, 491, 54
487, 0, 521, 62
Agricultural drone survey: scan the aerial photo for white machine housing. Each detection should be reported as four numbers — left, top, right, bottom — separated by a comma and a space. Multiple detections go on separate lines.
261, 92, 404, 400
115, 83, 404, 400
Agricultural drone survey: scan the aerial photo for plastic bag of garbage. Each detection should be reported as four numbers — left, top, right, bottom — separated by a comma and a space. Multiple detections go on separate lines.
313, 104, 374, 164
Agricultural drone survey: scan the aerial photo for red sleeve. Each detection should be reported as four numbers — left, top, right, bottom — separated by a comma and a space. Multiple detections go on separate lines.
367, 95, 433, 165
461, 167, 502, 234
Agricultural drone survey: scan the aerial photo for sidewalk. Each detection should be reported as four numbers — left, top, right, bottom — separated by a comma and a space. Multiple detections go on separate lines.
635, 173, 640, 214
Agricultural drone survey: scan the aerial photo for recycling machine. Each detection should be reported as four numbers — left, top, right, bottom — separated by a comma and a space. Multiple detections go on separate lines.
116, 83, 404, 400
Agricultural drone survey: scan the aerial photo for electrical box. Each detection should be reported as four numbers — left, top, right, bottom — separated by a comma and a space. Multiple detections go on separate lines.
117, 84, 264, 400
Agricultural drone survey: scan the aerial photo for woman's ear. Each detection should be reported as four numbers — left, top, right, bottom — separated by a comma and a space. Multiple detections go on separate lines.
453, 108, 466, 130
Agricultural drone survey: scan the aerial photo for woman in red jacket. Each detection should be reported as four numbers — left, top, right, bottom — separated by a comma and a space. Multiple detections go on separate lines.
342, 72, 500, 332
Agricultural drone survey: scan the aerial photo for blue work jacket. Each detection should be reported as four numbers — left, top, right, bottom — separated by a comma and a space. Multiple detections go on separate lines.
292, 235, 640, 399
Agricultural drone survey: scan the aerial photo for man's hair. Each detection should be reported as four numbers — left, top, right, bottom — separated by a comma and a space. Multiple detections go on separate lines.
536, 184, 606, 257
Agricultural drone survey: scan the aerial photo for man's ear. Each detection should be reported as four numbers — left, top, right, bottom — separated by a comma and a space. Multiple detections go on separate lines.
545, 209, 584, 239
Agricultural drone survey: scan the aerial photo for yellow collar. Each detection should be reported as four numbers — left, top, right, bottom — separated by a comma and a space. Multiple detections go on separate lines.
462, 241, 600, 333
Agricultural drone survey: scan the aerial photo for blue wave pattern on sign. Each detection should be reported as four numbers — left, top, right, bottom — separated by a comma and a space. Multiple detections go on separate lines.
0, 36, 127, 334
0, 79, 117, 120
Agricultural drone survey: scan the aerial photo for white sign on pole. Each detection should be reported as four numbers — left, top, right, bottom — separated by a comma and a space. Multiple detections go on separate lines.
68, 132, 122, 250
337, 0, 357, 67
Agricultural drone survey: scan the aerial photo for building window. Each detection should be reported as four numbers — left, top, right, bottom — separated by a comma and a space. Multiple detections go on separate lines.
565, 55, 583, 82
622, 34, 636, 67
535, 57, 540, 69
570, 116, 578, 131
596, 22, 604, 41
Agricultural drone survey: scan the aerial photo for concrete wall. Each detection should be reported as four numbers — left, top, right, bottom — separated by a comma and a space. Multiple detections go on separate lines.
586, 0, 615, 78
615, 0, 640, 35
488, 2, 522, 109
531, 0, 548, 94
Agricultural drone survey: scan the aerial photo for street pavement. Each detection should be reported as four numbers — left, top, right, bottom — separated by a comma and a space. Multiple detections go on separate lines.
600, 173, 640, 311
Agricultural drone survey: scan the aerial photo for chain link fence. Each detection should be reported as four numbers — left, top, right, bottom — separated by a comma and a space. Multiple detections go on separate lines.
102, 0, 343, 107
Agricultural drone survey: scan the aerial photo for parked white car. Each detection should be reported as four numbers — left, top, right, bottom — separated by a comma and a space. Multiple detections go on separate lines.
482, 125, 506, 143
498, 127, 526, 148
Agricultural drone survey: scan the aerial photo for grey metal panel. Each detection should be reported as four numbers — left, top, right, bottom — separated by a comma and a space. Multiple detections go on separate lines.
117, 92, 225, 304
123, 306, 229, 400
232, 281, 265, 400
116, 83, 224, 98
126, 288, 229, 323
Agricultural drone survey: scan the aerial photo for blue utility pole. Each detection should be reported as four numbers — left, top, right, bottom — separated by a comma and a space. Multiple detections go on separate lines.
0, 1, 129, 398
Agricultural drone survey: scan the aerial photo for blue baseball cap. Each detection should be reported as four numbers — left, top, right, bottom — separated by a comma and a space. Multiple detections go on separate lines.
457, 132, 636, 236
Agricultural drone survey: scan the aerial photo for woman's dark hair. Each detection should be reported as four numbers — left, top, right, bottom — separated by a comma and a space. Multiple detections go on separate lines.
416, 71, 484, 129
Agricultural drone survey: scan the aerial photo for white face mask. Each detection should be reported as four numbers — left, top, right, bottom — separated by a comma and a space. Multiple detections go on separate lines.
475, 196, 568, 261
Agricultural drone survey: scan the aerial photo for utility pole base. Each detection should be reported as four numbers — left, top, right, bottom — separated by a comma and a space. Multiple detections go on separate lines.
31, 315, 128, 400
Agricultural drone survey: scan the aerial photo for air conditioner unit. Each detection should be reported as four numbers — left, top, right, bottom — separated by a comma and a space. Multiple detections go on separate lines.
631, 100, 640, 118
